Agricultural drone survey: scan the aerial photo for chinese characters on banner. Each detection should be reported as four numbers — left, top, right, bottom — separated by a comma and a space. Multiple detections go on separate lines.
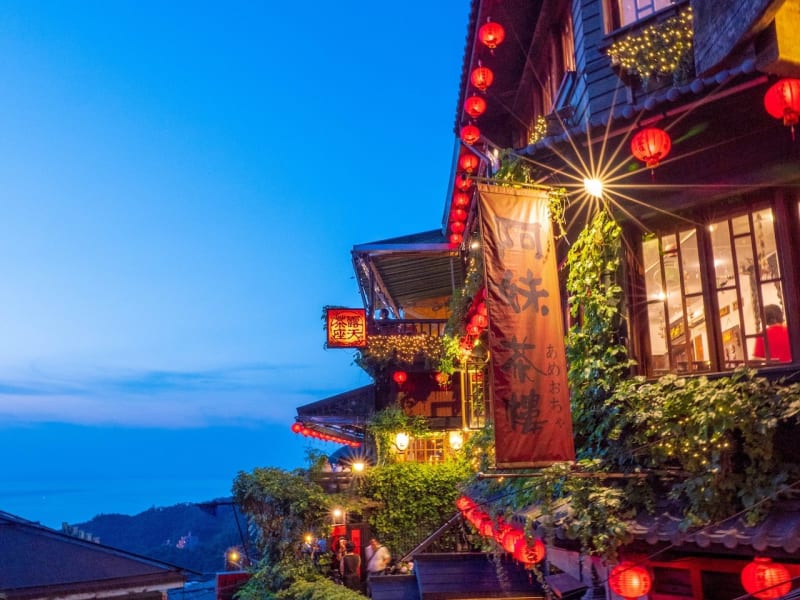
326, 308, 368, 348
477, 184, 575, 467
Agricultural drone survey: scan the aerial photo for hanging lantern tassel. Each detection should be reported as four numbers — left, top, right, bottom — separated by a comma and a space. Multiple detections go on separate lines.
764, 78, 800, 142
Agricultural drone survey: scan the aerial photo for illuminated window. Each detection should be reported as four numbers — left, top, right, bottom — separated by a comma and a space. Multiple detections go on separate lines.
398, 437, 445, 464
606, 0, 674, 30
640, 204, 793, 375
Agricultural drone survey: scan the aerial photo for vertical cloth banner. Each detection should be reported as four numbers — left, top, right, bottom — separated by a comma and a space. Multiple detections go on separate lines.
477, 184, 575, 467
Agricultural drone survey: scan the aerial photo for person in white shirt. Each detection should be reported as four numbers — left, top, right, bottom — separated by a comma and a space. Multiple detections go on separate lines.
365, 537, 391, 596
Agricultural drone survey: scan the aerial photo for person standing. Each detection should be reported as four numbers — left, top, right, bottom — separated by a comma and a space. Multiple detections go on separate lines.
365, 537, 390, 596
753, 304, 792, 363
340, 541, 362, 592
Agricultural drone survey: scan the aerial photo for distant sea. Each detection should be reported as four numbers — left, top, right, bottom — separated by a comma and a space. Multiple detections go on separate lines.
0, 476, 237, 530
0, 422, 314, 530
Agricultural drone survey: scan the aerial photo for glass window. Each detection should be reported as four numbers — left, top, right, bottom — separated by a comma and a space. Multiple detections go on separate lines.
640, 204, 792, 376
608, 0, 674, 29
642, 228, 709, 375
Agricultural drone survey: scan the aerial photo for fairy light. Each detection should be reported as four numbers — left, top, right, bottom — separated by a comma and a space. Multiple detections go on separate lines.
527, 115, 548, 145
606, 7, 693, 85
360, 334, 445, 364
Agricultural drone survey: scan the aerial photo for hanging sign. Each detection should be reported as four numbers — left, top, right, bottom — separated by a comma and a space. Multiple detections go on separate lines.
477, 184, 575, 467
326, 308, 368, 348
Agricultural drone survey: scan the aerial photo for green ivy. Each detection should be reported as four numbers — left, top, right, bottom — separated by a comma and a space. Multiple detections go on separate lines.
566, 208, 634, 459
358, 461, 472, 558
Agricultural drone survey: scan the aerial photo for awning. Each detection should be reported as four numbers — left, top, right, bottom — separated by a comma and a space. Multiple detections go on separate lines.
352, 230, 465, 320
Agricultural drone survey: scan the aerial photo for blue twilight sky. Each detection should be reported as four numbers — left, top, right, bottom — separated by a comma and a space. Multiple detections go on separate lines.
0, 1, 469, 528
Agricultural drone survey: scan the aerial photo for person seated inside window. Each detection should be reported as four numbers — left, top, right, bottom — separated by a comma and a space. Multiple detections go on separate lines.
752, 304, 792, 363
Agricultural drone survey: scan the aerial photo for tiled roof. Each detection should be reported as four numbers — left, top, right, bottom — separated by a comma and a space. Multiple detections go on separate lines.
0, 511, 185, 600
517, 497, 800, 559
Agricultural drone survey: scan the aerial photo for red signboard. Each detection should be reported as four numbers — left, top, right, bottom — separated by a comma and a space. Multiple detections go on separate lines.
326, 308, 368, 348
477, 184, 575, 467
217, 572, 251, 600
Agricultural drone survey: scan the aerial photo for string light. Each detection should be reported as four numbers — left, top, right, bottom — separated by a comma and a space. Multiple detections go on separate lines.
606, 7, 693, 85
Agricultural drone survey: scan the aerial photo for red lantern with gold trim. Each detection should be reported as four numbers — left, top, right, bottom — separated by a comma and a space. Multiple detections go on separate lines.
450, 220, 466, 234
609, 563, 653, 599
392, 370, 407, 384
449, 232, 463, 245
291, 422, 303, 434
461, 124, 481, 145
459, 152, 480, 173
453, 191, 471, 207
478, 21, 505, 49
741, 557, 791, 599
764, 78, 800, 139
631, 127, 671, 169
470, 66, 494, 91
464, 95, 487, 119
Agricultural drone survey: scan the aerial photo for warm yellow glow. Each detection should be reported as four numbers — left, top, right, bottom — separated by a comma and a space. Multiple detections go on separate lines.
352, 460, 366, 473
304, 534, 313, 544
584, 177, 604, 198
227, 549, 240, 562
394, 431, 410, 451
448, 430, 464, 450
332, 508, 343, 520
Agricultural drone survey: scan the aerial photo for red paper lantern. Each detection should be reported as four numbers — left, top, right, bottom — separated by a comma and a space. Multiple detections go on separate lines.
456, 496, 475, 512
479, 517, 495, 538
449, 232, 463, 245
609, 563, 653, 599
392, 370, 407, 384
631, 127, 671, 169
455, 176, 473, 191
472, 313, 488, 329
453, 191, 471, 207
470, 66, 494, 91
464, 95, 487, 119
477, 301, 488, 316
513, 537, 545, 565
450, 220, 466, 234
764, 78, 800, 126
458, 152, 480, 173
501, 527, 524, 554
451, 207, 468, 222
434, 372, 448, 385
741, 557, 791, 599
467, 323, 482, 336
291, 422, 303, 434
478, 21, 505, 49
461, 124, 481, 145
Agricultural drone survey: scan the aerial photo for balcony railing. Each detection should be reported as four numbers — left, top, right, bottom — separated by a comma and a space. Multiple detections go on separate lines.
369, 318, 448, 337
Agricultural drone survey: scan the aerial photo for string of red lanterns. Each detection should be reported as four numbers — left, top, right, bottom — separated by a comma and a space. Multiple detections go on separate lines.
450, 14, 505, 246
455, 495, 545, 566
290, 421, 361, 447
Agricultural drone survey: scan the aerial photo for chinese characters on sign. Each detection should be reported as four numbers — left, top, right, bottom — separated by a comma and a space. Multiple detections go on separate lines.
478, 185, 575, 467
326, 308, 368, 348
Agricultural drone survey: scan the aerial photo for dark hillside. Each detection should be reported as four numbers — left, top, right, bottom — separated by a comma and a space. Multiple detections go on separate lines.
69, 498, 252, 574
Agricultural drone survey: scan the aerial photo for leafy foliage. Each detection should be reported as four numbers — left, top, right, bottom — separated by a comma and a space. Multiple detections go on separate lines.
232, 466, 331, 591
358, 461, 472, 558
566, 208, 634, 459
606, 370, 800, 526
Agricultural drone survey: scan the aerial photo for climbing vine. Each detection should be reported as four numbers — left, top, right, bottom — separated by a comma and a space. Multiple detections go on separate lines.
566, 207, 634, 459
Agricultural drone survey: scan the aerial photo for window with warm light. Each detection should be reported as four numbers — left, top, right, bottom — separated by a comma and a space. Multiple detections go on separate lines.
639, 203, 794, 376
605, 0, 675, 31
